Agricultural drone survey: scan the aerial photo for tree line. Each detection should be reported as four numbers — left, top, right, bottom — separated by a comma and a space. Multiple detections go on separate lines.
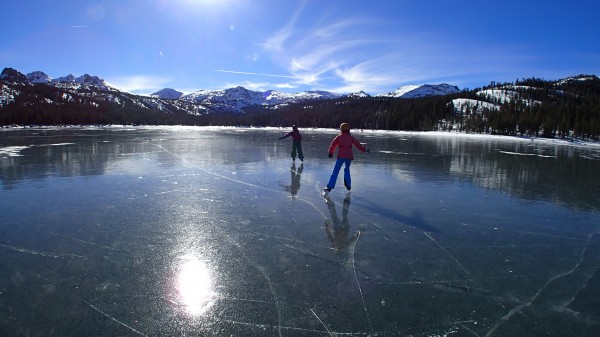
205, 75, 600, 140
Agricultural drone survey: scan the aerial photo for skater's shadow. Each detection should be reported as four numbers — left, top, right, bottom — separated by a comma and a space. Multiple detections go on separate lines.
325, 194, 359, 254
353, 196, 438, 233
281, 162, 303, 199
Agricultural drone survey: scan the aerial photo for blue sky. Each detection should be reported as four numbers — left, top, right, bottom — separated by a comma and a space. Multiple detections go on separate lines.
1, 0, 599, 95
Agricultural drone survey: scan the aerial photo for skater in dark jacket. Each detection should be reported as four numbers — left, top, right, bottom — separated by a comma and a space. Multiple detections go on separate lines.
279, 125, 304, 162
324, 123, 368, 193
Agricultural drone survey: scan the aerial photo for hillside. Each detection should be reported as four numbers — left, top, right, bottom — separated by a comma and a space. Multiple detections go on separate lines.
206, 75, 600, 140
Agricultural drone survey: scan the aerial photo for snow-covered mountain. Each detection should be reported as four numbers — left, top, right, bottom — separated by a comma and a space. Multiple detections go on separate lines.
16, 70, 111, 89
383, 83, 461, 98
180, 86, 342, 111
74, 74, 107, 87
346, 90, 371, 98
151, 88, 183, 100
2, 67, 466, 115
26, 71, 51, 83
264, 90, 341, 104
52, 74, 76, 83
181, 86, 265, 110
48, 73, 111, 91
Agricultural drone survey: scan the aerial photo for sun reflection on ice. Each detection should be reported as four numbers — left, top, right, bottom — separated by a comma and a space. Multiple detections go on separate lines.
176, 255, 215, 316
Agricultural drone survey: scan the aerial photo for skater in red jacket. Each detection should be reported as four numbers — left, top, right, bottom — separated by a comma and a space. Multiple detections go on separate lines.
324, 123, 369, 194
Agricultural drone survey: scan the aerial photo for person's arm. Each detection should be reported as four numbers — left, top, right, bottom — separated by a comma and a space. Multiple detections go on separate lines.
352, 137, 368, 152
328, 136, 339, 157
279, 132, 292, 140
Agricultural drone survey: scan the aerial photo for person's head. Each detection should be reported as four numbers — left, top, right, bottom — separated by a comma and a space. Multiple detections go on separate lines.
340, 123, 350, 134
292, 125, 298, 131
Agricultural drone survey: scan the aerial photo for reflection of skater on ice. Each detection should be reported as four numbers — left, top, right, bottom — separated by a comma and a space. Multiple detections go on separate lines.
281, 162, 303, 199
325, 194, 359, 255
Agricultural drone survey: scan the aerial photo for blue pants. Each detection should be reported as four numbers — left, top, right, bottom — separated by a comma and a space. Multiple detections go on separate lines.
327, 158, 352, 190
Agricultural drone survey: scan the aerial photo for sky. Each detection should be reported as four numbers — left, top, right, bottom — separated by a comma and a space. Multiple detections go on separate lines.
1, 0, 599, 96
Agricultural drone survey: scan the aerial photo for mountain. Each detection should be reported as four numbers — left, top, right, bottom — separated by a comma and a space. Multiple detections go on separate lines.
0, 67, 207, 124
180, 86, 342, 112
152, 88, 183, 100
346, 91, 371, 98
52, 74, 76, 83
74, 74, 107, 87
0, 68, 27, 82
182, 86, 266, 110
26, 71, 51, 83
384, 83, 461, 98
263, 90, 341, 104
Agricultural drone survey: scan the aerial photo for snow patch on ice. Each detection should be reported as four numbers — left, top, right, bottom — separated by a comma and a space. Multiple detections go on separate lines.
0, 146, 31, 157
39, 143, 75, 147
498, 150, 556, 158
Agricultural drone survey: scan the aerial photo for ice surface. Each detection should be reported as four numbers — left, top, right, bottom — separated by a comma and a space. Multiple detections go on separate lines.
1, 126, 600, 336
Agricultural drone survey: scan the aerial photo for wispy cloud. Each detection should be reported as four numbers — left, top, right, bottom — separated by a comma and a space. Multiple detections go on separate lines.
258, 1, 306, 52
248, 4, 537, 94
216, 69, 298, 79
223, 80, 298, 92
256, 7, 408, 93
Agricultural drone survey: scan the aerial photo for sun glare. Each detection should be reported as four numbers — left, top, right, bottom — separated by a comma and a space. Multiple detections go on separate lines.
176, 256, 215, 315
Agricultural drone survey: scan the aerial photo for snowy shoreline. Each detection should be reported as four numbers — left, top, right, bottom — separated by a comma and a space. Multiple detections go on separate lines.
2, 124, 600, 149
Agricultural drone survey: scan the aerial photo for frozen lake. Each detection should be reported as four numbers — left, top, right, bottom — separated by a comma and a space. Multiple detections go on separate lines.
1, 126, 600, 336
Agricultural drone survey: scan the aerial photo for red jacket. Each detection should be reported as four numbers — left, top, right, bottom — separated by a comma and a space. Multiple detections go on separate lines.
328, 132, 366, 159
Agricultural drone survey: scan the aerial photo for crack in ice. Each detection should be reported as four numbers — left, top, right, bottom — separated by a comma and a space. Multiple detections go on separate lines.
50, 232, 117, 251
83, 299, 146, 336
224, 235, 283, 337
310, 308, 334, 336
484, 232, 597, 337
0, 243, 87, 259
349, 230, 373, 331
424, 232, 473, 278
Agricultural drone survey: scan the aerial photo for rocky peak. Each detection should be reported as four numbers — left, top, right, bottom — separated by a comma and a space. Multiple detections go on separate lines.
0, 68, 28, 82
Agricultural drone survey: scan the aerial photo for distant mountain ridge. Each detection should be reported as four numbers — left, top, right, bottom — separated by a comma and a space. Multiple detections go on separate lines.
177, 86, 346, 111
150, 83, 459, 109
20, 70, 110, 88
3, 68, 460, 103
0, 68, 472, 113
